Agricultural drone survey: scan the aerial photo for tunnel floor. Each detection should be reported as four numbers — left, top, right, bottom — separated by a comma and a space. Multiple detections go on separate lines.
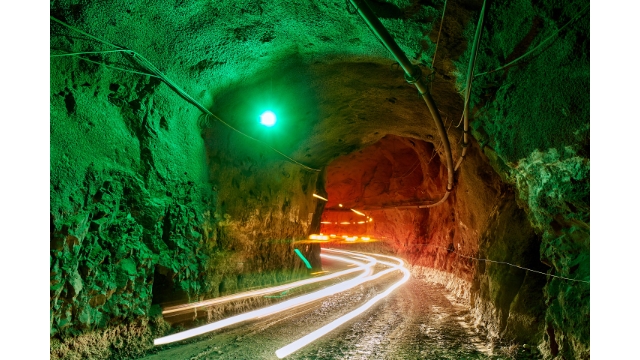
142, 254, 533, 360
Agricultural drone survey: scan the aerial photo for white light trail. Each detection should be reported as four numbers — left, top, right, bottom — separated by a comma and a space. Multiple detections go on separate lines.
313, 194, 328, 201
350, 208, 366, 216
154, 252, 378, 345
275, 250, 410, 358
163, 253, 367, 316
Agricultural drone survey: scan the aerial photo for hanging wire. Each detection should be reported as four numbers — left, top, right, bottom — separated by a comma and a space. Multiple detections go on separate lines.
50, 49, 131, 57
50, 16, 123, 49
76, 56, 159, 78
52, 50, 159, 78
50, 16, 320, 173
430, 0, 448, 70
474, 3, 590, 78
415, 244, 589, 284
429, 0, 448, 93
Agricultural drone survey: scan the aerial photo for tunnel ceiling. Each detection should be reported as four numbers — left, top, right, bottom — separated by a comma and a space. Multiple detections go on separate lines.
51, 0, 480, 168
324, 134, 444, 209
51, 0, 590, 174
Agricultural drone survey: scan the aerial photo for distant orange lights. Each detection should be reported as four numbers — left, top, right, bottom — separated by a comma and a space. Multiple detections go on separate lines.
297, 233, 377, 245
323, 221, 372, 226
302, 233, 378, 244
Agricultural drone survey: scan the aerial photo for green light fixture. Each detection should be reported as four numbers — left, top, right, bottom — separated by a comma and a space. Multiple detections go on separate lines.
260, 110, 277, 127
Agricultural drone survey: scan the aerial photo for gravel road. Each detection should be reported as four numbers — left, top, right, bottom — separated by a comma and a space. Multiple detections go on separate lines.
142, 253, 528, 360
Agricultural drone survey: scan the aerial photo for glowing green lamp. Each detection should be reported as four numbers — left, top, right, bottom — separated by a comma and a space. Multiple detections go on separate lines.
260, 110, 277, 127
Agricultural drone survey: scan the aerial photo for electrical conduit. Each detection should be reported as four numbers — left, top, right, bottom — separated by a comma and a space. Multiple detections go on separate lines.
348, 0, 454, 207
455, 0, 487, 171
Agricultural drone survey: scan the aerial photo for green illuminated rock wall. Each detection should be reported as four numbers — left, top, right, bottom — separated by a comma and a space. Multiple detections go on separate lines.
50, 20, 321, 360
50, 55, 217, 356
455, 0, 590, 358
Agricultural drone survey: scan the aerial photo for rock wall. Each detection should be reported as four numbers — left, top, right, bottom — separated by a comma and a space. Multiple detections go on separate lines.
320, 134, 548, 350
457, 1, 591, 357
50, 33, 321, 360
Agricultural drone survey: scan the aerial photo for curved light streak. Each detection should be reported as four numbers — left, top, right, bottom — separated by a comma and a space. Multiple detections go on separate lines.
154, 253, 378, 345
313, 194, 328, 201
275, 251, 410, 358
350, 208, 366, 216
163, 253, 370, 316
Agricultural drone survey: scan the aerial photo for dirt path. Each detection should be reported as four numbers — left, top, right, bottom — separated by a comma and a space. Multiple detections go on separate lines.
143, 259, 514, 359
287, 279, 493, 360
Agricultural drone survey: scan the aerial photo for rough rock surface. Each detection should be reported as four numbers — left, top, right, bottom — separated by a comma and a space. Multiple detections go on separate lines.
320, 133, 548, 349
50, 0, 589, 358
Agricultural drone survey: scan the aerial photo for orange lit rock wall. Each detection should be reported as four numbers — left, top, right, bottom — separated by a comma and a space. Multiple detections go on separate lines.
322, 134, 548, 344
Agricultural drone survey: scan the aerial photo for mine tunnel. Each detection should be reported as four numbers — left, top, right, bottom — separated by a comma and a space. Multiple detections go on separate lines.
50, 0, 590, 359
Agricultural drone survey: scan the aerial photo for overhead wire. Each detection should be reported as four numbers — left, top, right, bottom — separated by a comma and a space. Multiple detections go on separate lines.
450, 1, 588, 173
73, 55, 159, 78
50, 49, 131, 57
50, 16, 320, 173
474, 3, 590, 78
416, 244, 589, 284
429, 0, 448, 93
348, 0, 454, 210
430, 0, 448, 70
455, 0, 486, 172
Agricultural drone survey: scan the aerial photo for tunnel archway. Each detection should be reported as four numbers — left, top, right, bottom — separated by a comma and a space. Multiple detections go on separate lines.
49, 0, 590, 358
320, 134, 444, 247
